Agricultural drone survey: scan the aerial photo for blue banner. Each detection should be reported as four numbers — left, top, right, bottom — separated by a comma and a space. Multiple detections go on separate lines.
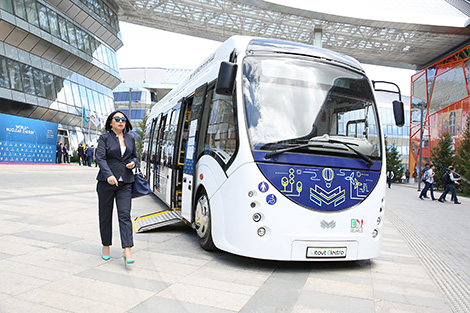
0, 113, 58, 163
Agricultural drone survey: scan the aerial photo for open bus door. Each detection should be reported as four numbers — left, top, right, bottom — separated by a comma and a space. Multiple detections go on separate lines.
133, 85, 207, 232
145, 117, 158, 182
181, 84, 208, 221
171, 98, 190, 211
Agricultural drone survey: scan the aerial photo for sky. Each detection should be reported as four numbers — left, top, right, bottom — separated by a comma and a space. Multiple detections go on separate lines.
116, 22, 415, 96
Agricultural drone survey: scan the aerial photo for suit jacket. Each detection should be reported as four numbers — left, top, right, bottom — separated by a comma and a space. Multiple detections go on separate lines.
96, 130, 137, 183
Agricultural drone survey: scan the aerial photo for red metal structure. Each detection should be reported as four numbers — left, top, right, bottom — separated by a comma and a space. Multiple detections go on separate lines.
410, 45, 470, 174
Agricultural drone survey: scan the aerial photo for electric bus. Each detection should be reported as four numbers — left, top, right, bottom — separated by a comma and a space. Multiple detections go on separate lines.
138, 36, 404, 261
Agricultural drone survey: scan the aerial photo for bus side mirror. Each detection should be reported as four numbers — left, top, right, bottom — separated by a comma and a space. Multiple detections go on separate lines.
216, 61, 237, 95
393, 100, 405, 127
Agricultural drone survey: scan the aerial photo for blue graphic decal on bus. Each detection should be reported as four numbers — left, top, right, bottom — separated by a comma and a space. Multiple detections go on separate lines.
257, 163, 380, 211
258, 181, 269, 193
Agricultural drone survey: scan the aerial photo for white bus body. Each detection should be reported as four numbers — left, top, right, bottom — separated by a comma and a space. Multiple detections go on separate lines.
140, 36, 403, 261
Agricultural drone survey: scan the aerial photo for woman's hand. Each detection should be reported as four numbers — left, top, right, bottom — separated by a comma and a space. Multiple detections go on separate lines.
107, 175, 118, 186
126, 161, 135, 169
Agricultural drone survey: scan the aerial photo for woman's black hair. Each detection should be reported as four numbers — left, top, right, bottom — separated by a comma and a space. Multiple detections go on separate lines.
105, 110, 133, 133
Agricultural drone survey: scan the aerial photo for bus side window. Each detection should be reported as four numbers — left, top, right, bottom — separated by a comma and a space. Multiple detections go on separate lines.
203, 87, 238, 165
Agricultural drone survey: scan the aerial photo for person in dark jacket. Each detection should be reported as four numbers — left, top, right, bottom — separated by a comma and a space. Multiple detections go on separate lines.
96, 110, 137, 264
62, 144, 69, 163
86, 145, 94, 167
438, 166, 461, 204
78, 144, 85, 165
56, 142, 62, 163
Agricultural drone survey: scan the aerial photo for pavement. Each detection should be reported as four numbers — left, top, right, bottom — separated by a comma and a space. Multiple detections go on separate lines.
0, 164, 469, 313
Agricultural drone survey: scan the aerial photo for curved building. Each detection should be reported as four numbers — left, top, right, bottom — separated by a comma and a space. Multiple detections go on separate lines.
0, 0, 121, 162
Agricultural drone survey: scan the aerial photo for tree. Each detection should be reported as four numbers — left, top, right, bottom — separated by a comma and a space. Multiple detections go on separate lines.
454, 117, 470, 195
385, 138, 404, 182
430, 131, 454, 189
134, 112, 149, 163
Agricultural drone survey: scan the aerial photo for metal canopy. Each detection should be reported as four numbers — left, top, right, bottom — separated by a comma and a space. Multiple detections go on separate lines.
115, 0, 470, 70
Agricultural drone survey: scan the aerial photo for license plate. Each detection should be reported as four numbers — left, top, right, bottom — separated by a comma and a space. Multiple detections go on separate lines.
306, 247, 347, 258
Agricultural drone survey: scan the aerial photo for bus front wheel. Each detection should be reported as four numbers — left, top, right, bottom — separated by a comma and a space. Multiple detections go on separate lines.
195, 191, 217, 251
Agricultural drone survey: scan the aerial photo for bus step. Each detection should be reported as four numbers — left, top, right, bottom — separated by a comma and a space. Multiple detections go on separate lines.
133, 210, 182, 233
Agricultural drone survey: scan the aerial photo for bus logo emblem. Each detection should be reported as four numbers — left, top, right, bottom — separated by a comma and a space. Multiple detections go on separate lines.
321, 220, 336, 229
351, 219, 364, 233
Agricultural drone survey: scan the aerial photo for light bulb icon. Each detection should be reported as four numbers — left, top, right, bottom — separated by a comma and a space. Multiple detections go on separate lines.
322, 168, 334, 188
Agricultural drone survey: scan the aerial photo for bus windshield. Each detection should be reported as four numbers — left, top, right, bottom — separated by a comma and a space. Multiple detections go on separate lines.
243, 56, 382, 159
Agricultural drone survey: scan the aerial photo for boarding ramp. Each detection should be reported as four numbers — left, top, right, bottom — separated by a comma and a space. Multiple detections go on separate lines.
133, 209, 182, 232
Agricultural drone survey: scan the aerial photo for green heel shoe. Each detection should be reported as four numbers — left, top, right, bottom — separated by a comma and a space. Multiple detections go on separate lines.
123, 253, 134, 264
102, 247, 110, 261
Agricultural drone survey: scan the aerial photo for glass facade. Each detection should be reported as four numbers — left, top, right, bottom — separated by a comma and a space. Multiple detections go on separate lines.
0, 55, 114, 113
0, 0, 121, 161
1, 0, 119, 72
409, 45, 470, 173
378, 105, 410, 165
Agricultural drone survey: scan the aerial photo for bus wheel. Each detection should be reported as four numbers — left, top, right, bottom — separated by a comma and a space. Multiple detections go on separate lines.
195, 191, 217, 251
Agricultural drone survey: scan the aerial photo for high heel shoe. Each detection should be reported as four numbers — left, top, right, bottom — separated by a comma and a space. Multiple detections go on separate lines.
123, 252, 134, 264
102, 247, 110, 261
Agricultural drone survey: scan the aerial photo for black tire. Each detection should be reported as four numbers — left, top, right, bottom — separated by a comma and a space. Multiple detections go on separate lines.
194, 191, 217, 251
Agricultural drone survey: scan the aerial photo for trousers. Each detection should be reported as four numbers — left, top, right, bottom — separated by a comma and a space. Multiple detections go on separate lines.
419, 181, 435, 200
439, 183, 458, 203
97, 181, 133, 248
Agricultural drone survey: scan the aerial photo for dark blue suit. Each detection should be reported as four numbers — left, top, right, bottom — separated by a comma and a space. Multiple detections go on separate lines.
96, 131, 137, 248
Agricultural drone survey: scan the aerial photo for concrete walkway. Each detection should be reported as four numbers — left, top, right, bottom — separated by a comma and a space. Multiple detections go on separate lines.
0, 164, 468, 312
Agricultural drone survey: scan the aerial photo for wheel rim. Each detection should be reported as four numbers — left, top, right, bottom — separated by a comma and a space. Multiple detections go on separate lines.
195, 194, 210, 238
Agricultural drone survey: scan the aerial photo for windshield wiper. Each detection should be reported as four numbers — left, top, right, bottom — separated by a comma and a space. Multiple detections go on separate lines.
324, 138, 374, 167
264, 143, 326, 159
264, 138, 374, 167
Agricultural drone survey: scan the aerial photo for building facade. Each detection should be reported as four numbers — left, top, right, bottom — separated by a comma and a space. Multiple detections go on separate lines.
0, 0, 121, 162
409, 44, 470, 174
113, 67, 192, 126
376, 92, 411, 167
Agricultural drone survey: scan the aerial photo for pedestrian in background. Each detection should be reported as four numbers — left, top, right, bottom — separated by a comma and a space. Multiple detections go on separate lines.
419, 164, 436, 200
78, 144, 85, 166
386, 170, 394, 188
63, 144, 69, 163
56, 142, 62, 163
86, 145, 94, 167
438, 166, 461, 204
83, 144, 88, 166
405, 169, 410, 183
95, 110, 137, 264
420, 163, 430, 198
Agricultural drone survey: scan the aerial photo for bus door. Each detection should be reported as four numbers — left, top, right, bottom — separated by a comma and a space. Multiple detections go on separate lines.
153, 113, 166, 196
145, 117, 158, 180
181, 84, 208, 221
171, 98, 191, 211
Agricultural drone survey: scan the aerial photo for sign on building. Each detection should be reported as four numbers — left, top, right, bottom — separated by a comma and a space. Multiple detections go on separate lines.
0, 113, 58, 163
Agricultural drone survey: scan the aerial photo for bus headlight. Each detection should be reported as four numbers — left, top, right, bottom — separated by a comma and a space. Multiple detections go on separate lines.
253, 213, 262, 222
257, 227, 266, 237
372, 229, 379, 238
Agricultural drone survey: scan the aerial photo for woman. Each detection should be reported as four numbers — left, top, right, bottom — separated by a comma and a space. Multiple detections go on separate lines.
96, 110, 137, 264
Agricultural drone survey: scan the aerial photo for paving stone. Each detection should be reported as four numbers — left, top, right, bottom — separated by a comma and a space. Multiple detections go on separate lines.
1, 165, 467, 312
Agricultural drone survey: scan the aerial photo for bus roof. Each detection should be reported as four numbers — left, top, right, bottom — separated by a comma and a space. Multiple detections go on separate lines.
150, 36, 365, 116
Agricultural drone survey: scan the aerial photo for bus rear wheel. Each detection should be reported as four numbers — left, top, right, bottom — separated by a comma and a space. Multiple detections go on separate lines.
195, 191, 217, 251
